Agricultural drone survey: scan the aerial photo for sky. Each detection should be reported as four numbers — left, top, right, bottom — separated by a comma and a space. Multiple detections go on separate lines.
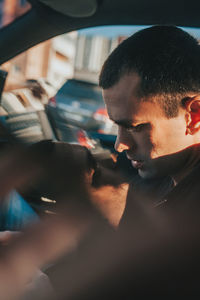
79, 25, 200, 39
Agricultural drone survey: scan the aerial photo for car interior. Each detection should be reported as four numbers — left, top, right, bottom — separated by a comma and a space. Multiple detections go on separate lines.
0, 0, 200, 298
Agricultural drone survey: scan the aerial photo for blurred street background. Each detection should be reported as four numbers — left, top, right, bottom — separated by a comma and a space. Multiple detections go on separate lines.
0, 0, 130, 90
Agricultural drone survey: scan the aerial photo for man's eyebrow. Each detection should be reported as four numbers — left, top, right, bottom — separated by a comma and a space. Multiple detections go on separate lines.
111, 119, 134, 128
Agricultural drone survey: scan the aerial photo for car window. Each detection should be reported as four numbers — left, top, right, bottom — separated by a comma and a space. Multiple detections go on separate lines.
2, 23, 200, 140
2, 23, 200, 93
2, 25, 148, 94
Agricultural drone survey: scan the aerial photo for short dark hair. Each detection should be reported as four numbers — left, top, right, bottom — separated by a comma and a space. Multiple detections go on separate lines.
99, 25, 200, 118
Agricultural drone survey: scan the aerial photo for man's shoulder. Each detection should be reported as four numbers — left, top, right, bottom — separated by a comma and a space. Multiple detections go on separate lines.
162, 162, 200, 211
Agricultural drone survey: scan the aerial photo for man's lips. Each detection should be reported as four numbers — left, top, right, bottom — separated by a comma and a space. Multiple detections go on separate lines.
126, 154, 144, 169
131, 160, 144, 169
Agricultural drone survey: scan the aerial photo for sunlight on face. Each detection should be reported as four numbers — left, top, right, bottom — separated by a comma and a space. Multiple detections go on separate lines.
103, 73, 195, 179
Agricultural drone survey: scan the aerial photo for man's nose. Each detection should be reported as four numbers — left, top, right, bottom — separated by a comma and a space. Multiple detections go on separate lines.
115, 141, 129, 152
114, 127, 134, 153
114, 137, 130, 153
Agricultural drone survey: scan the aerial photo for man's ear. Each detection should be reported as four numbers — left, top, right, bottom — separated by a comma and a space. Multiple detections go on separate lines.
183, 96, 200, 135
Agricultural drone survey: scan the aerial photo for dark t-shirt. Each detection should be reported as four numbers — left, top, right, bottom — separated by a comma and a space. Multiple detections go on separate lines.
119, 174, 174, 228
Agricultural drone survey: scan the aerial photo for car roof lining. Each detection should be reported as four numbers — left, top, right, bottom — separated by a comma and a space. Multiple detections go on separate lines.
38, 0, 98, 17
1, 0, 200, 64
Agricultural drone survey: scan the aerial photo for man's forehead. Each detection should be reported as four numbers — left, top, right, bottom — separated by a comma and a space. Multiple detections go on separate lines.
102, 75, 142, 122
104, 93, 167, 127
103, 72, 141, 100
104, 99, 147, 126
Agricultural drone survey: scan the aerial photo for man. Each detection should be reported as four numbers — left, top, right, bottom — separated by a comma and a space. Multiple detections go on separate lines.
98, 25, 200, 223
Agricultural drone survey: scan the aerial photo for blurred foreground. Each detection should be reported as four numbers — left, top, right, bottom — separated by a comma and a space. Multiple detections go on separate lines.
0, 137, 198, 299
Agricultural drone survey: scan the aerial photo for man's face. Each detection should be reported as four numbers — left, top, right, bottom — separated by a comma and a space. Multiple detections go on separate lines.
103, 73, 194, 179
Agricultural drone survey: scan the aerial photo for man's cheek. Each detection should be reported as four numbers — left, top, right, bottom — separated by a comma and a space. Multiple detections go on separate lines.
148, 142, 162, 159
143, 136, 158, 159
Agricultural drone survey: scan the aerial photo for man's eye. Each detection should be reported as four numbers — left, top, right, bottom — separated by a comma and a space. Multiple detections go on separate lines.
126, 124, 145, 133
